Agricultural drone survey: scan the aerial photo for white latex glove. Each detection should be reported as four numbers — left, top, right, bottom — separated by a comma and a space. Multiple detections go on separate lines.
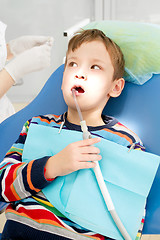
4, 44, 52, 83
8, 35, 54, 56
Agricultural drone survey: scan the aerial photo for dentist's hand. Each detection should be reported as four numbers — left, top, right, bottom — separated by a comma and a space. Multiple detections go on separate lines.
4, 44, 52, 84
8, 35, 54, 56
45, 137, 102, 179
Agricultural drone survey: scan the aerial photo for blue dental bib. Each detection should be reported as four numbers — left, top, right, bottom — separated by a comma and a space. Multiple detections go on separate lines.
22, 123, 160, 240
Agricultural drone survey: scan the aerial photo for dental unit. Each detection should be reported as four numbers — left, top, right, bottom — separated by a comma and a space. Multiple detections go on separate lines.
72, 88, 132, 240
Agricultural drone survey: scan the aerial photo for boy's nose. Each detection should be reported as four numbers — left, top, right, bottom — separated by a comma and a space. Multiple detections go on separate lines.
75, 75, 87, 81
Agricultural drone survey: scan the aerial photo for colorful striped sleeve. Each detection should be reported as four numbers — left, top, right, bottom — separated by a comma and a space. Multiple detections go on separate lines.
0, 119, 52, 203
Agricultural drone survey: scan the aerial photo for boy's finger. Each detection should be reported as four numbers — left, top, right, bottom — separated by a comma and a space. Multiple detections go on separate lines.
76, 137, 101, 147
80, 154, 102, 162
79, 161, 97, 170
80, 146, 100, 154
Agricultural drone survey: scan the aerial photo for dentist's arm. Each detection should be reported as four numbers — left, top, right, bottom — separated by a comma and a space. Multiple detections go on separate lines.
0, 42, 24, 98
0, 69, 14, 98
0, 44, 15, 98
6, 43, 14, 60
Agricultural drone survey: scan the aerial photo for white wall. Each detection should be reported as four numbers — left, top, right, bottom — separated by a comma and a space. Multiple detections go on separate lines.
112, 0, 160, 23
0, 0, 95, 102
98, 0, 160, 23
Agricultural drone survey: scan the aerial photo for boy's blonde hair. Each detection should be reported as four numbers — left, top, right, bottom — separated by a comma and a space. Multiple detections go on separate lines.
65, 29, 125, 80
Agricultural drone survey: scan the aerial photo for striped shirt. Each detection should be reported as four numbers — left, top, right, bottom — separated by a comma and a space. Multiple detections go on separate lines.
0, 113, 145, 240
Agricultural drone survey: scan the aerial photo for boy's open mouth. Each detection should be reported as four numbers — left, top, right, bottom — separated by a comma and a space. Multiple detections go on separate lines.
71, 85, 85, 94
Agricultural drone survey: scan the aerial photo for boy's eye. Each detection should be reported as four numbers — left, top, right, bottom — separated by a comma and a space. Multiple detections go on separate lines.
91, 65, 101, 70
69, 62, 77, 67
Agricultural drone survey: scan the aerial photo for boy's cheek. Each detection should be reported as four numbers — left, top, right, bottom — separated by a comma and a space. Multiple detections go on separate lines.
62, 72, 69, 88
61, 79, 64, 90
61, 80, 70, 94
88, 71, 102, 79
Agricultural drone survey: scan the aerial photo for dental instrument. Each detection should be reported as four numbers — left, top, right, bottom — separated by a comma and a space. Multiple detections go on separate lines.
72, 89, 132, 240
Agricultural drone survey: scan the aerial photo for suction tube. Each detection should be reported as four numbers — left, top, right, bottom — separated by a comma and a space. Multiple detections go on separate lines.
72, 89, 132, 240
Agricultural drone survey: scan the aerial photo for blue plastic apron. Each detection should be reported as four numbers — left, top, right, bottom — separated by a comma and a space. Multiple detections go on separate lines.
22, 123, 160, 240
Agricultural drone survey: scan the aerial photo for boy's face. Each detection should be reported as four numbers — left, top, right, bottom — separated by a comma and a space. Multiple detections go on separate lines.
62, 40, 123, 113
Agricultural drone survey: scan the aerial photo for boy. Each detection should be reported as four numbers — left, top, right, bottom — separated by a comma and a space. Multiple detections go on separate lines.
0, 29, 144, 240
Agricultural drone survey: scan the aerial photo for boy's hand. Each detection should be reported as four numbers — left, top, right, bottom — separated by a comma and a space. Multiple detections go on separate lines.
45, 137, 102, 179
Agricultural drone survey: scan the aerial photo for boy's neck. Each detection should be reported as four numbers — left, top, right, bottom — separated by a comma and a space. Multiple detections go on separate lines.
67, 108, 105, 127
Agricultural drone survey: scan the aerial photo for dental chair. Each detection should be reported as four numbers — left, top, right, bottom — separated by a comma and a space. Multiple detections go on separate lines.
0, 64, 160, 238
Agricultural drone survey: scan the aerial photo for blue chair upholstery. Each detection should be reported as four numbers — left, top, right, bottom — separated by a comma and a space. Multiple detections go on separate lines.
0, 64, 160, 235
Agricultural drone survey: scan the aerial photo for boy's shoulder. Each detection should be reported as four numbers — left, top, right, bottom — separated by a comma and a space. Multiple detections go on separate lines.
114, 122, 144, 147
101, 116, 144, 149
30, 114, 63, 127
113, 121, 140, 138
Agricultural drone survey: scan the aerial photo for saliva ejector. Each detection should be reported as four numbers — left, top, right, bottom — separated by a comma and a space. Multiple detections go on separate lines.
72, 89, 132, 240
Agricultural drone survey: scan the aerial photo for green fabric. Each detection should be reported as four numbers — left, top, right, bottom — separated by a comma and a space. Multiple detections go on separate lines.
84, 20, 160, 85
38, 200, 66, 218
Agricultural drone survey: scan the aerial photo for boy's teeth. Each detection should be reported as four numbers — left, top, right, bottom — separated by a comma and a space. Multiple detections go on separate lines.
72, 86, 85, 94
75, 89, 78, 93
75, 87, 84, 93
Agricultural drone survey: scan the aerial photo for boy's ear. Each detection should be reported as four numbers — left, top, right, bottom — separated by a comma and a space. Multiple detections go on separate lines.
109, 78, 125, 98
